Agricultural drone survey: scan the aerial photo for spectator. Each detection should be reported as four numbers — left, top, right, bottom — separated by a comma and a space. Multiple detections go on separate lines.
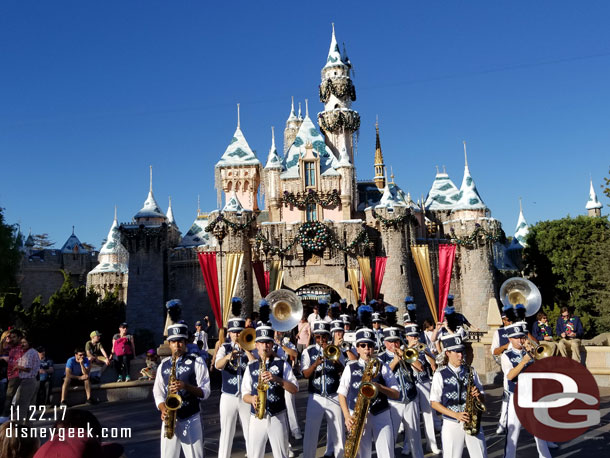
35, 347, 54, 407
14, 335, 41, 421
0, 329, 24, 422
556, 307, 584, 362
0, 331, 11, 412
307, 304, 321, 329
139, 349, 159, 380
193, 320, 209, 352
296, 315, 311, 356
0, 421, 40, 458
111, 323, 135, 382
86, 331, 110, 383
61, 348, 97, 406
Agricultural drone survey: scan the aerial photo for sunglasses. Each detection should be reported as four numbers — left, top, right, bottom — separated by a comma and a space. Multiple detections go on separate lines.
357, 343, 374, 349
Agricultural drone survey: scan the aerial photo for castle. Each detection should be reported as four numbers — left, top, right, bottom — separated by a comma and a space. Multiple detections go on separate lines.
78, 27, 601, 343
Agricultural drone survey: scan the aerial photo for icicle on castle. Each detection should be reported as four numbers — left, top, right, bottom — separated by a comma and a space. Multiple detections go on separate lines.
82, 25, 599, 343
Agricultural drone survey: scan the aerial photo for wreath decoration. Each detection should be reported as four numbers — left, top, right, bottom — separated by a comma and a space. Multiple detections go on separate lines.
319, 78, 356, 104
283, 189, 340, 209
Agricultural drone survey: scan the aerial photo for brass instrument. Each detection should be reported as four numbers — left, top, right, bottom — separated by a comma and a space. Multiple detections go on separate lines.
499, 277, 542, 317
463, 364, 485, 435
237, 327, 256, 352
525, 339, 555, 360
266, 289, 303, 332
255, 352, 269, 420
323, 344, 341, 362
344, 358, 381, 458
164, 355, 183, 439
402, 347, 419, 364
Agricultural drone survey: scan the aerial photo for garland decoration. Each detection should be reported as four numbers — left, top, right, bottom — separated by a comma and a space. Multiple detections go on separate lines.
318, 109, 361, 132
319, 77, 356, 103
283, 189, 340, 209
371, 209, 418, 229
255, 222, 370, 256
449, 224, 505, 247
205, 213, 255, 235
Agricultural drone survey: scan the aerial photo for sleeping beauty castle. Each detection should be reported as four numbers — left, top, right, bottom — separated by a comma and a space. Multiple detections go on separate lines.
86, 26, 525, 344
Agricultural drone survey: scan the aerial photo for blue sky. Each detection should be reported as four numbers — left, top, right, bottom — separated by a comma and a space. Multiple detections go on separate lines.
1, 1, 609, 249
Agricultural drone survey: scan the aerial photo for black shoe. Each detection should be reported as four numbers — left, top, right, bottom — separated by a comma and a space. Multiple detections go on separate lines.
86, 398, 99, 405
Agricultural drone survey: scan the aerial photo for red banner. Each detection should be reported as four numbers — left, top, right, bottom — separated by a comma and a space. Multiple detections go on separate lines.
197, 252, 222, 328
360, 276, 367, 303
373, 256, 387, 300
438, 244, 456, 322
252, 261, 269, 298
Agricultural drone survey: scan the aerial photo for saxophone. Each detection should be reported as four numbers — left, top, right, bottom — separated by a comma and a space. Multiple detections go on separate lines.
344, 358, 381, 458
463, 364, 486, 435
164, 355, 183, 439
255, 352, 269, 420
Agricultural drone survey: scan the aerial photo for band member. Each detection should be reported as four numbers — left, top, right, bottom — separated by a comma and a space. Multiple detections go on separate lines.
403, 297, 417, 325
273, 330, 303, 441
430, 334, 487, 458
378, 327, 424, 458
302, 321, 346, 458
340, 314, 352, 332
404, 324, 441, 455
371, 313, 384, 351
332, 319, 357, 361
490, 305, 515, 435
555, 307, 584, 362
242, 326, 299, 458
214, 317, 254, 458
338, 328, 400, 458
431, 306, 467, 356
501, 322, 551, 458
153, 323, 210, 458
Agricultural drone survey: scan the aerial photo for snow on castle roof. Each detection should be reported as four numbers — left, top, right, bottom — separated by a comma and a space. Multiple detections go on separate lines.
179, 215, 212, 248
586, 179, 603, 210
281, 114, 338, 178
424, 171, 460, 210
223, 191, 250, 213
324, 24, 348, 70
511, 205, 529, 248
265, 127, 283, 169
452, 164, 487, 211
216, 126, 261, 168
61, 231, 88, 254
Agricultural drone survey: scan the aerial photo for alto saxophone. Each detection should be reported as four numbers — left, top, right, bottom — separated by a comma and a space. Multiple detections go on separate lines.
255, 353, 269, 420
164, 355, 183, 439
463, 364, 485, 435
344, 358, 381, 458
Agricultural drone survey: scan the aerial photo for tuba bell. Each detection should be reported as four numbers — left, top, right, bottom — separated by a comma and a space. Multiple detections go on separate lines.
265, 289, 303, 332
237, 327, 256, 352
499, 277, 542, 317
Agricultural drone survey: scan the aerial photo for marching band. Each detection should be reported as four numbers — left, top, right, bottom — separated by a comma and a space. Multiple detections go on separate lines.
154, 277, 565, 458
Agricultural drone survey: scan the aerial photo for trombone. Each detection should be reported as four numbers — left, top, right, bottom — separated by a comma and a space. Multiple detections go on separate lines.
525, 339, 555, 360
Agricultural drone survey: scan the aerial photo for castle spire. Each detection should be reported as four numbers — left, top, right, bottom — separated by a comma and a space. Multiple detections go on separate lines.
287, 97, 297, 122
167, 196, 176, 225
324, 23, 345, 69
305, 99, 309, 118
237, 103, 241, 129
586, 178, 603, 216
373, 118, 386, 190
149, 165, 153, 193
512, 198, 529, 248
114, 205, 117, 222
453, 142, 487, 212
134, 166, 166, 222
298, 102, 302, 120
463, 140, 468, 168
265, 126, 282, 169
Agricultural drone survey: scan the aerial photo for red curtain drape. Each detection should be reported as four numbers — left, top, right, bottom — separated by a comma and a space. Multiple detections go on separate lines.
252, 261, 269, 298
197, 252, 222, 328
438, 244, 456, 322
360, 276, 367, 303
373, 256, 387, 300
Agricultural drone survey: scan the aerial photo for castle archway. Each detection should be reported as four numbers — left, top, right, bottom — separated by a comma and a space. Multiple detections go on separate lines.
295, 283, 340, 314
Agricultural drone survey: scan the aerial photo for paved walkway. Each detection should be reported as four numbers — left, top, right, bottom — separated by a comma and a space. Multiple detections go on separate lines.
62, 380, 610, 458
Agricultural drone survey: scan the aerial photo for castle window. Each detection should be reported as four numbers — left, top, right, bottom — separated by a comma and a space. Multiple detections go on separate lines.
306, 204, 317, 222
305, 162, 316, 187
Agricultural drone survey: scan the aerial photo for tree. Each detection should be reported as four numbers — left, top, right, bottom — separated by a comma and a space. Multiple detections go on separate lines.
0, 207, 22, 293
32, 233, 55, 250
523, 215, 610, 336
81, 242, 96, 252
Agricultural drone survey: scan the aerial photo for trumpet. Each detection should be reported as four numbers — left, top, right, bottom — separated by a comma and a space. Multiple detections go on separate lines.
401, 347, 419, 364
525, 339, 555, 360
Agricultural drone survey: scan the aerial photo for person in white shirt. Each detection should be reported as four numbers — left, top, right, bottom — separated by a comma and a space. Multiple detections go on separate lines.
430, 334, 487, 458
193, 320, 209, 352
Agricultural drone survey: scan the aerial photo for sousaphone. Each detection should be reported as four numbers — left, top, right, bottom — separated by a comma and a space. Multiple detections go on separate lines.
266, 289, 303, 332
499, 277, 542, 317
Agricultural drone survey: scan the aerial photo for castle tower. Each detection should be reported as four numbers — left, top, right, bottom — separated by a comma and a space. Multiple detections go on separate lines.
512, 199, 529, 248
445, 142, 497, 331
264, 126, 283, 221
87, 207, 129, 302
318, 24, 360, 164
586, 179, 603, 217
120, 170, 181, 343
134, 166, 167, 226
215, 105, 262, 211
373, 120, 386, 190
166, 197, 177, 227
283, 97, 302, 154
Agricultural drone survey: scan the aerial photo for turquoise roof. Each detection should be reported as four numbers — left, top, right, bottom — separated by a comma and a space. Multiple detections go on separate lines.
216, 126, 261, 168
425, 172, 460, 210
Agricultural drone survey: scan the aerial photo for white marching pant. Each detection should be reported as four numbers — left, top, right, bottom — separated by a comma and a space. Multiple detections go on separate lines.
248, 411, 289, 458
352, 408, 394, 458
160, 414, 204, 458
303, 394, 344, 458
498, 390, 509, 430
504, 393, 551, 458
286, 390, 301, 435
415, 382, 440, 451
389, 400, 424, 458
440, 418, 487, 458
217, 393, 251, 458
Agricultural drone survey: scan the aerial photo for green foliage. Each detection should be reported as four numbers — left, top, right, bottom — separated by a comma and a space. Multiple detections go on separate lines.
3, 272, 126, 361
523, 215, 610, 336
604, 167, 610, 202
32, 233, 54, 249
0, 208, 22, 293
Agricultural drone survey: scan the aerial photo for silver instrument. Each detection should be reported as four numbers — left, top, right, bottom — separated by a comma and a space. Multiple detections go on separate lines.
266, 289, 303, 332
499, 277, 542, 317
